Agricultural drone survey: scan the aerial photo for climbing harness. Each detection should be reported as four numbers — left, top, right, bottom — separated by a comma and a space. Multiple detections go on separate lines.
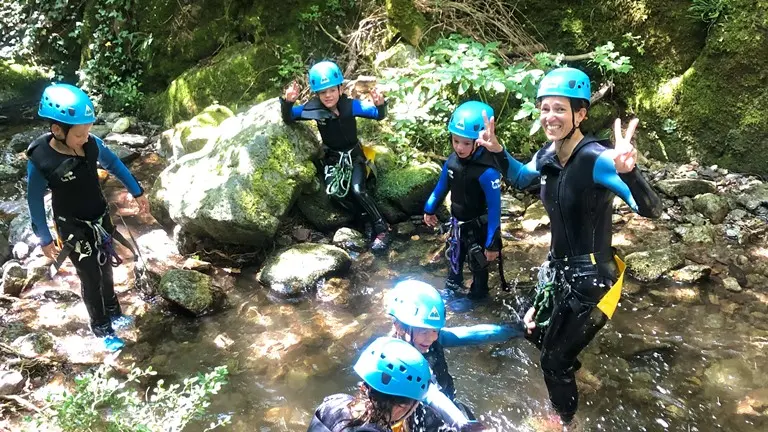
324, 150, 353, 198
532, 260, 557, 328
596, 255, 626, 319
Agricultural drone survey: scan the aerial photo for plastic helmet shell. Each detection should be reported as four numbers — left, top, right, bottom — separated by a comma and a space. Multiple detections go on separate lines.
308, 61, 344, 92
448, 101, 494, 140
536, 67, 591, 105
353, 337, 431, 401
387, 280, 446, 329
38, 83, 97, 125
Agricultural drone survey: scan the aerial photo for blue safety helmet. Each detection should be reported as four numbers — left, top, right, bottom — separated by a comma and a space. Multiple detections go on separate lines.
536, 67, 591, 106
387, 280, 446, 330
353, 336, 431, 401
448, 101, 494, 140
308, 61, 344, 93
38, 83, 97, 125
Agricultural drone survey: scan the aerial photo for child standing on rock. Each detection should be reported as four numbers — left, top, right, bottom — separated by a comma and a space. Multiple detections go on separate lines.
280, 61, 391, 252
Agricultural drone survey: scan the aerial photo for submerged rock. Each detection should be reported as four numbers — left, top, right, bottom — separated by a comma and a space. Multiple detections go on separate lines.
332, 228, 366, 252
624, 247, 685, 282
158, 269, 219, 315
670, 265, 712, 283
258, 243, 351, 297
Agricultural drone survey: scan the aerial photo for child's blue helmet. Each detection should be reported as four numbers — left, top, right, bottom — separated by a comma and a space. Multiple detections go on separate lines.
353, 336, 431, 401
388, 280, 446, 330
536, 67, 591, 105
308, 61, 344, 92
38, 83, 97, 125
448, 101, 494, 140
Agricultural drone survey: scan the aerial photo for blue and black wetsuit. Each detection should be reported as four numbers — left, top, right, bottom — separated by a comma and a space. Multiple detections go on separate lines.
424, 147, 502, 298
408, 323, 524, 431
26, 133, 143, 337
501, 135, 662, 422
280, 94, 388, 234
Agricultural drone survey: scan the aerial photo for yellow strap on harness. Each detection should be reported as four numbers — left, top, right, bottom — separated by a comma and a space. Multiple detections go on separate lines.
361, 144, 377, 178
596, 255, 626, 319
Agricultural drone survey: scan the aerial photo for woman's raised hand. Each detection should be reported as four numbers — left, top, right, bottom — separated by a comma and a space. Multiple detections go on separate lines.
610, 117, 639, 173
475, 110, 503, 153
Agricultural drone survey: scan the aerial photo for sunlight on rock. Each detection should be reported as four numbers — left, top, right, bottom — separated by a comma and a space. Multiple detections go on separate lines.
33, 301, 77, 328
612, 232, 631, 247
250, 331, 301, 361
214, 333, 234, 349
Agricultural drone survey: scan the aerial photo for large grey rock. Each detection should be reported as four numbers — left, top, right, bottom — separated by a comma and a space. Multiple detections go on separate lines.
0, 370, 24, 396
150, 99, 320, 246
625, 247, 685, 282
258, 243, 351, 297
103, 133, 149, 148
11, 332, 53, 356
158, 269, 218, 316
9, 205, 51, 247
693, 193, 729, 224
737, 183, 768, 213
112, 117, 132, 133
8, 128, 46, 153
0, 149, 25, 182
90, 124, 112, 139
296, 181, 354, 231
656, 179, 717, 198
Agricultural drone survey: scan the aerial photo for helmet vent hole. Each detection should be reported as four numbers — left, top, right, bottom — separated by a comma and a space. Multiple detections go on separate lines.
406, 375, 413, 381
399, 365, 407, 372
68, 107, 76, 116
386, 363, 394, 370
421, 384, 426, 389
381, 372, 392, 385
568, 80, 576, 89
55, 104, 60, 108
416, 377, 422, 383
473, 124, 480, 131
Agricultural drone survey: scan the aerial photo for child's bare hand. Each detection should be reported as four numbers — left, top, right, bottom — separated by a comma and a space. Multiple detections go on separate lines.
284, 81, 300, 103
423, 213, 438, 227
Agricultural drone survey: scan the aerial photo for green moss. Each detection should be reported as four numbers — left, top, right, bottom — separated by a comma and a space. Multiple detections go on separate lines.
385, 0, 428, 45
143, 42, 280, 126
673, 0, 768, 174
0, 61, 51, 103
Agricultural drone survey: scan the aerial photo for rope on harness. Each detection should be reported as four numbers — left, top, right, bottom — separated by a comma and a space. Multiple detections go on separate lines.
88, 219, 122, 267
445, 217, 461, 274
324, 150, 353, 198
532, 261, 556, 327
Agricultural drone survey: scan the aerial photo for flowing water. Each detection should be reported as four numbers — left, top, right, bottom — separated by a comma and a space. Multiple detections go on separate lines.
131, 240, 768, 432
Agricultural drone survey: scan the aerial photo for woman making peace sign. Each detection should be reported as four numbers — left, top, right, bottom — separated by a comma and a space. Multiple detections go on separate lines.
478, 67, 662, 430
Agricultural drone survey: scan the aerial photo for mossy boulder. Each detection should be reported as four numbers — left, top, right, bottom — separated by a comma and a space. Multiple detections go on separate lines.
257, 243, 352, 297
672, 0, 768, 175
159, 104, 235, 160
693, 193, 729, 224
385, 0, 427, 46
375, 162, 441, 216
144, 42, 281, 127
158, 269, 217, 316
673, 224, 716, 245
0, 61, 51, 106
296, 187, 355, 231
624, 247, 686, 282
150, 98, 321, 247
655, 178, 716, 197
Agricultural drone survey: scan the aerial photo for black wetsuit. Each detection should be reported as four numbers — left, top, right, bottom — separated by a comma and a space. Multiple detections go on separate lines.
503, 135, 662, 422
307, 393, 393, 432
26, 134, 143, 337
424, 148, 503, 298
281, 94, 388, 234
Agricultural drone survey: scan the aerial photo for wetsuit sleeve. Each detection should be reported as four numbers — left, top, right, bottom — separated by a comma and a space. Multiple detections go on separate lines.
26, 161, 53, 246
424, 162, 450, 215
423, 383, 470, 428
279, 97, 307, 123
95, 137, 143, 197
438, 323, 524, 347
502, 150, 540, 189
593, 152, 643, 213
479, 168, 502, 251
619, 167, 663, 218
351, 99, 387, 120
